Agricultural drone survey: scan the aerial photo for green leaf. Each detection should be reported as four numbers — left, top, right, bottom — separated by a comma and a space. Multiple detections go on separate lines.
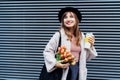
56, 53, 61, 61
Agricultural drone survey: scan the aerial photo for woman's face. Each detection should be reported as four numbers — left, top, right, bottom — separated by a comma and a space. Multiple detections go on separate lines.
63, 12, 76, 28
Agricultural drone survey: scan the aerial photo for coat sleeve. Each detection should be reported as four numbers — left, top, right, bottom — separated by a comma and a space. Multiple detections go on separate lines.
86, 46, 98, 61
43, 32, 60, 72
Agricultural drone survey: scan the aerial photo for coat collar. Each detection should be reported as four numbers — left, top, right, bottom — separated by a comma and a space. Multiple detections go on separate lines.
60, 28, 71, 51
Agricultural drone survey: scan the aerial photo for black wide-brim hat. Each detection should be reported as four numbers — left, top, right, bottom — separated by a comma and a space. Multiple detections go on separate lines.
58, 7, 82, 22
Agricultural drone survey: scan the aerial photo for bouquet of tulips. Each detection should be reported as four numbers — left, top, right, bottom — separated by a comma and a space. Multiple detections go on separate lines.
56, 45, 76, 65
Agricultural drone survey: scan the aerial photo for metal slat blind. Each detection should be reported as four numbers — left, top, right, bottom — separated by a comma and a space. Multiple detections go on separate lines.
0, 1, 120, 80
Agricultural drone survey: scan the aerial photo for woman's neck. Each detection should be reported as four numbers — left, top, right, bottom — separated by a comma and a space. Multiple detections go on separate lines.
69, 28, 74, 35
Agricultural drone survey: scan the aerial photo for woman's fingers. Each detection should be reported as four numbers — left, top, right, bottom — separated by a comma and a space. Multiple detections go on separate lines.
55, 62, 63, 68
88, 36, 95, 46
62, 63, 70, 68
58, 60, 64, 63
55, 61, 70, 69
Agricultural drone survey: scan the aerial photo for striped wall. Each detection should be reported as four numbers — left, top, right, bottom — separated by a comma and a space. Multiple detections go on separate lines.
0, 1, 120, 80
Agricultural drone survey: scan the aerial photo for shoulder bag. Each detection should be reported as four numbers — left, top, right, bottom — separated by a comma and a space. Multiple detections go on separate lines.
39, 31, 62, 80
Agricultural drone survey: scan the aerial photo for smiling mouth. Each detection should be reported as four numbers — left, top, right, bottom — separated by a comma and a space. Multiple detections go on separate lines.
66, 21, 72, 25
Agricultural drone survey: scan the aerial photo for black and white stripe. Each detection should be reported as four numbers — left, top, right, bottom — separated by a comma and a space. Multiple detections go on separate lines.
0, 1, 120, 80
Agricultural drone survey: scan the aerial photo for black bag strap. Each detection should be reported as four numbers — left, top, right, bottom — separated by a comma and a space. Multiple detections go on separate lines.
55, 31, 61, 58
56, 31, 61, 53
58, 31, 61, 49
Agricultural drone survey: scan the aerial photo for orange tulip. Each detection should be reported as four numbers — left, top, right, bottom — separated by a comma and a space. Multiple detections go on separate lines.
66, 50, 70, 53
60, 54, 64, 59
58, 47, 61, 52
66, 53, 71, 57
67, 57, 72, 60
60, 48, 65, 54
64, 58, 68, 62
63, 52, 67, 58
61, 45, 66, 50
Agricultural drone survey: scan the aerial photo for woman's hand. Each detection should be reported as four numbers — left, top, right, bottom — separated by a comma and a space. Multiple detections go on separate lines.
55, 60, 70, 69
88, 36, 95, 48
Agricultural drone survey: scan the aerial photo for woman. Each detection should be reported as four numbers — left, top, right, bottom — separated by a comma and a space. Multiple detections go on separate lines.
43, 7, 98, 80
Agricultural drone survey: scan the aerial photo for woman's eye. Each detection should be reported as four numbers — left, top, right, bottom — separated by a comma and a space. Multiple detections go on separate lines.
70, 16, 73, 18
64, 16, 67, 19
64, 15, 73, 19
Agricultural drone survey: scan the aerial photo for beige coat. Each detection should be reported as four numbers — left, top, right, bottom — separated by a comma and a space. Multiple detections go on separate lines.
43, 28, 98, 80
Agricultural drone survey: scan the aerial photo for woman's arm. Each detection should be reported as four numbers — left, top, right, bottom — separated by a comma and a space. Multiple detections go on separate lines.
85, 34, 98, 61
43, 32, 60, 72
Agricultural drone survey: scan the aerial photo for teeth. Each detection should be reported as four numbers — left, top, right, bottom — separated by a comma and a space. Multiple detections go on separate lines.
67, 21, 71, 24
67, 22, 70, 24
